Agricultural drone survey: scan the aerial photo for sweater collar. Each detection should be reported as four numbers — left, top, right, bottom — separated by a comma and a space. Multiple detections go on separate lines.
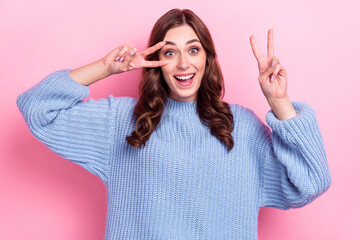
163, 97, 197, 115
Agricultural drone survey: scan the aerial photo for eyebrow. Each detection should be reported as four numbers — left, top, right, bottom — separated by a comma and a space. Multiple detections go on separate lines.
164, 39, 200, 46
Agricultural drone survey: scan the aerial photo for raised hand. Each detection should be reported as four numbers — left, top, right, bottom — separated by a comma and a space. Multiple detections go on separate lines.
102, 41, 169, 75
250, 28, 288, 101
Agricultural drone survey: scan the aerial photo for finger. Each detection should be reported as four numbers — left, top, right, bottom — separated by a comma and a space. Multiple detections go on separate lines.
250, 34, 262, 61
141, 41, 166, 56
122, 47, 137, 66
116, 44, 130, 62
260, 56, 278, 82
142, 59, 169, 68
267, 28, 274, 59
271, 63, 281, 82
109, 46, 122, 61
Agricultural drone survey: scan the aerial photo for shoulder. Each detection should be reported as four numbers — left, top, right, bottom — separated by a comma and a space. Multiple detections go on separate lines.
112, 96, 138, 114
228, 102, 271, 137
228, 103, 263, 124
85, 95, 137, 109
114, 95, 138, 106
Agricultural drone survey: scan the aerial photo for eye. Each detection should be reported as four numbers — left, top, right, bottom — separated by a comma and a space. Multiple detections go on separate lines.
164, 47, 199, 57
164, 50, 174, 57
189, 47, 199, 54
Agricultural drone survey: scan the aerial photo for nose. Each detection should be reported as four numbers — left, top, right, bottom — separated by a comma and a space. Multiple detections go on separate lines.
177, 54, 190, 69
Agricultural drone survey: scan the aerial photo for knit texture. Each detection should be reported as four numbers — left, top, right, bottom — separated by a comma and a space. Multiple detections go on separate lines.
16, 69, 332, 240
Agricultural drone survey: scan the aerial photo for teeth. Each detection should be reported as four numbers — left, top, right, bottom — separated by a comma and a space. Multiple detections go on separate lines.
174, 74, 195, 80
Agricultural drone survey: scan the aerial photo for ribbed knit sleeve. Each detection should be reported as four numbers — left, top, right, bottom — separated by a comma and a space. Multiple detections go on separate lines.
258, 102, 332, 210
16, 69, 116, 185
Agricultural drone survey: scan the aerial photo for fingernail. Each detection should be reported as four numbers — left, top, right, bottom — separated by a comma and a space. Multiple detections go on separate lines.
119, 56, 125, 62
129, 51, 135, 57
271, 58, 275, 67
115, 56, 120, 61
270, 75, 274, 81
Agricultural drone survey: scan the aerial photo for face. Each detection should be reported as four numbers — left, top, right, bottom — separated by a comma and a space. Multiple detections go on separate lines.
159, 24, 207, 102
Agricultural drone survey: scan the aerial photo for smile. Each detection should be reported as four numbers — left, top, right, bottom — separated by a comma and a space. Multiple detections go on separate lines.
173, 73, 195, 86
174, 73, 195, 81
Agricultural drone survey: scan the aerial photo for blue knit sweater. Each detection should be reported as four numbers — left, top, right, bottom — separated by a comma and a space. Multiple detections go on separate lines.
16, 69, 331, 240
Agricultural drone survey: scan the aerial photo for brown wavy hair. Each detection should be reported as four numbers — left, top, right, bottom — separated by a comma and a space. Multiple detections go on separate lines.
126, 8, 234, 152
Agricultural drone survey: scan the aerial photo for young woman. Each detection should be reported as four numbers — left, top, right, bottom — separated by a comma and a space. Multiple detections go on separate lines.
17, 8, 331, 240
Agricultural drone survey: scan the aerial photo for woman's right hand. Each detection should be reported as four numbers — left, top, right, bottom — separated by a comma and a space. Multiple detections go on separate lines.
102, 41, 169, 75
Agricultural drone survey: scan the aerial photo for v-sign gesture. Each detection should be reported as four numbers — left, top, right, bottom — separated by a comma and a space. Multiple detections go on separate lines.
250, 28, 297, 120
250, 28, 288, 101
103, 41, 169, 75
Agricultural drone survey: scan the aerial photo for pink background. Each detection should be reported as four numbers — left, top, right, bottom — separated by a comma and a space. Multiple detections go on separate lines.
2, 0, 358, 239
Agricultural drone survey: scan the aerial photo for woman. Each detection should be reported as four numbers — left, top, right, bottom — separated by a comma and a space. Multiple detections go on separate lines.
17, 8, 331, 240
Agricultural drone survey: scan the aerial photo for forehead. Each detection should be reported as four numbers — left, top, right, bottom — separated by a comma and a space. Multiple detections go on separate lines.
163, 24, 200, 44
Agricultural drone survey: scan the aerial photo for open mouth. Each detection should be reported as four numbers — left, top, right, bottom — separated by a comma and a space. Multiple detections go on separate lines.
174, 73, 195, 83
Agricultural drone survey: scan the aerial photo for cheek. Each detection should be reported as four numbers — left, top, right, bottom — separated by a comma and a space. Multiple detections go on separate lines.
195, 54, 207, 70
161, 67, 173, 83
161, 66, 170, 77
196, 61, 206, 74
161, 62, 176, 75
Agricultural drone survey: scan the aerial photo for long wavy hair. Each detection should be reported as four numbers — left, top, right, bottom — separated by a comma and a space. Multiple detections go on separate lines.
126, 8, 234, 152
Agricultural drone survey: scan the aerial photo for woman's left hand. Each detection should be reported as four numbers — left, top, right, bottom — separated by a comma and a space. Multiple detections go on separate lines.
250, 28, 288, 101
250, 28, 297, 120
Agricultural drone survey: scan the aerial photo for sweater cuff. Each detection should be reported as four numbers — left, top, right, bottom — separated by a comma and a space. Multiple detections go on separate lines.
45, 69, 91, 99
265, 102, 318, 144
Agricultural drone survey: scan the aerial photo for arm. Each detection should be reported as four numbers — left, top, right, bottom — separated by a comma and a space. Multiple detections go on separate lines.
258, 101, 332, 210
68, 40, 169, 87
16, 42, 169, 184
68, 59, 111, 86
266, 95, 297, 120
68, 41, 169, 86
16, 69, 116, 185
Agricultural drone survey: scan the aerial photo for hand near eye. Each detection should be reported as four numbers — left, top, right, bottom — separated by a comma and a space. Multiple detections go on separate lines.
102, 41, 169, 75
250, 28, 288, 101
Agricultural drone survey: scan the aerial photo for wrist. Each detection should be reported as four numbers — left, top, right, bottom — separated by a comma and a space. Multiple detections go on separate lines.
97, 58, 112, 78
69, 59, 112, 86
267, 95, 297, 120
267, 95, 290, 107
